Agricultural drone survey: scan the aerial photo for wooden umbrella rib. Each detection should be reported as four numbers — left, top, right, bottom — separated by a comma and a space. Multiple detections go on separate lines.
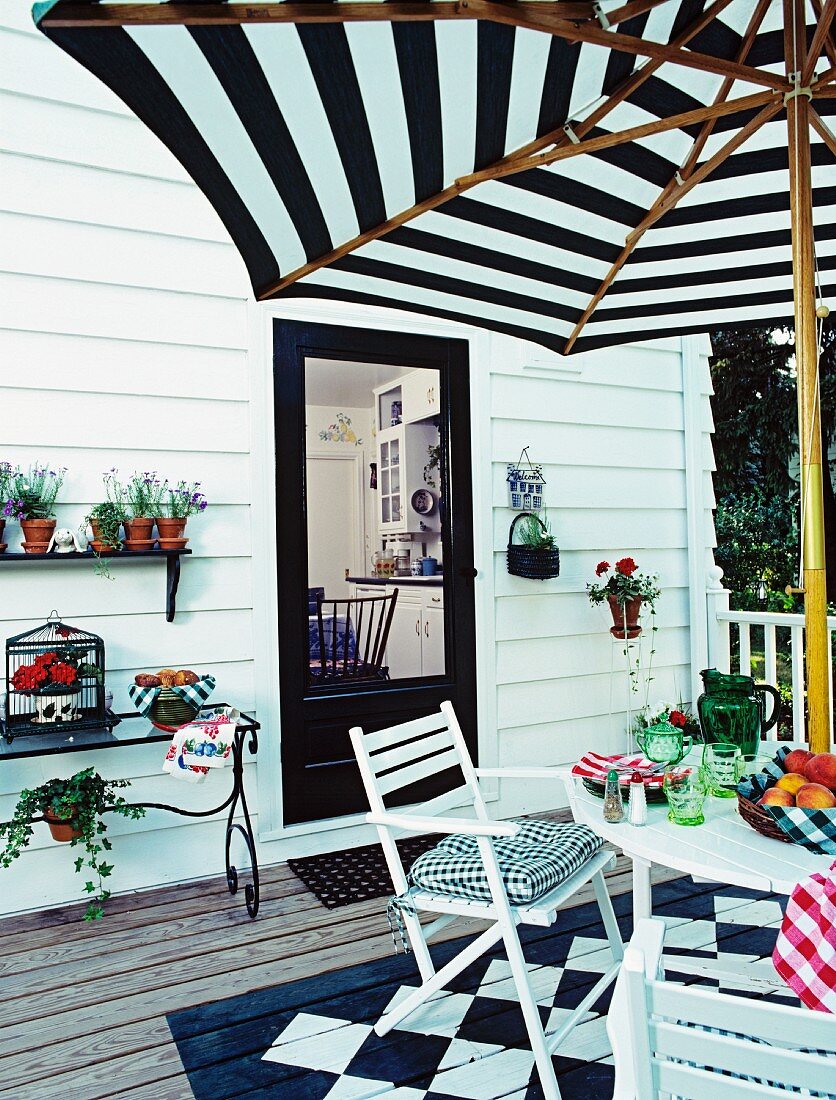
561, 0, 773, 353
458, 90, 778, 185
809, 0, 836, 73
561, 98, 783, 354
257, 0, 737, 299
473, 3, 788, 90
803, 0, 836, 85
810, 108, 836, 156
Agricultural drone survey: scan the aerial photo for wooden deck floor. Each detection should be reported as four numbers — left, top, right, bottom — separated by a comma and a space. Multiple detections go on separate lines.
0, 815, 681, 1100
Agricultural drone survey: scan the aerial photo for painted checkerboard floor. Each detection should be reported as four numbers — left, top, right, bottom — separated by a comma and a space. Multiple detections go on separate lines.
168, 878, 794, 1100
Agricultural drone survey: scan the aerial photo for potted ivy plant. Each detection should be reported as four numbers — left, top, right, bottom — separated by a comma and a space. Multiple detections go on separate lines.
3, 462, 67, 552
87, 500, 124, 553
0, 767, 145, 920
156, 479, 208, 549
587, 557, 660, 638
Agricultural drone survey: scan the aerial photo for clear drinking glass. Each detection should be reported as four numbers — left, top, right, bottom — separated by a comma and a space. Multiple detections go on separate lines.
736, 753, 772, 780
702, 743, 741, 798
663, 769, 707, 826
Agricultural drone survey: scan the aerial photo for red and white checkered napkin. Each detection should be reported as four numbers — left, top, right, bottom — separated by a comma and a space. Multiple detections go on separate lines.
571, 751, 667, 788
773, 859, 836, 1013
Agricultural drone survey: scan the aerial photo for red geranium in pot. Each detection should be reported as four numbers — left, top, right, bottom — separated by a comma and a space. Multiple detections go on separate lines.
10, 648, 101, 726
587, 557, 660, 639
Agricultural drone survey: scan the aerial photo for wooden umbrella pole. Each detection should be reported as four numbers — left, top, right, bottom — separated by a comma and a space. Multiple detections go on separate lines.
786, 1, 831, 751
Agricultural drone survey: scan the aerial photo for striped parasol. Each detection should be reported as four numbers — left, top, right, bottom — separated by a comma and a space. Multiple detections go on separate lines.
34, 0, 835, 745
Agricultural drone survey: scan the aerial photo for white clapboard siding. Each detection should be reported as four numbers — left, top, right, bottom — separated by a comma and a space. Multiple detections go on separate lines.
492, 419, 686, 470
1, 329, 249, 402
0, 2, 262, 914
491, 376, 685, 431
494, 509, 688, 552
0, 152, 231, 242
1, 210, 245, 298
492, 464, 688, 510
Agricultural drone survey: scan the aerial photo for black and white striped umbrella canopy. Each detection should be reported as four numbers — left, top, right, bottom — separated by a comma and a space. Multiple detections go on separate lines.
35, 0, 836, 354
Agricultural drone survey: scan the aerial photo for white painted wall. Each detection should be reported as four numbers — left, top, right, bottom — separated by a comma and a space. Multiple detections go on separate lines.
0, 1, 716, 914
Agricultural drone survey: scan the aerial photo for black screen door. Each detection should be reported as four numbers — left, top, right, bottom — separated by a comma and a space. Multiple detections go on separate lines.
274, 320, 478, 825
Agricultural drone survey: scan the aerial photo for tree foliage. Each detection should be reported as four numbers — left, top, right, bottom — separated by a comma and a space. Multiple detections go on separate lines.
709, 321, 836, 606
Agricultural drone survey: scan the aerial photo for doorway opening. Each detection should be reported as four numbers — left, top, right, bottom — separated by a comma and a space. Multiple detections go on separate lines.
274, 321, 477, 825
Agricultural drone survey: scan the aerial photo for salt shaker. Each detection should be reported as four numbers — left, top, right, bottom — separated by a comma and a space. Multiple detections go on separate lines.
627, 770, 647, 826
603, 769, 625, 823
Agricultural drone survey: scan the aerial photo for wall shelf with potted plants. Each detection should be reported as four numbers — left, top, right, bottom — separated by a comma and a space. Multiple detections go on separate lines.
0, 465, 207, 621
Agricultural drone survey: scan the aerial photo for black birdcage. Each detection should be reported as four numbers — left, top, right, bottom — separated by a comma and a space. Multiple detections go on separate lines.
4, 611, 110, 743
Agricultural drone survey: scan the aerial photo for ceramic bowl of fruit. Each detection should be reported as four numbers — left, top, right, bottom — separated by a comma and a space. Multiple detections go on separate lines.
737, 746, 836, 854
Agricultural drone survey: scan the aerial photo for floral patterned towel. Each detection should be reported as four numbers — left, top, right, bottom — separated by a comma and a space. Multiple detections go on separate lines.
179, 711, 239, 769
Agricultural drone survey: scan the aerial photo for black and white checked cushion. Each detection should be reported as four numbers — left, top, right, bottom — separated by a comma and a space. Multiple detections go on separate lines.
408, 819, 603, 905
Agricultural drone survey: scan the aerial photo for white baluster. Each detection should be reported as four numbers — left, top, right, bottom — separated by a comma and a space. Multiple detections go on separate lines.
791, 625, 805, 745
764, 624, 777, 687
739, 624, 751, 677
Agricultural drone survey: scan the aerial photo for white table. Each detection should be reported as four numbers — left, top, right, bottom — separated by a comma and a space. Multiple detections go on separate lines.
558, 747, 833, 991
558, 746, 832, 920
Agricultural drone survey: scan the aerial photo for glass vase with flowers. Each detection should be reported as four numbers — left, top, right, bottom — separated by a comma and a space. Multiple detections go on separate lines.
587, 557, 660, 639
156, 480, 208, 549
3, 463, 67, 552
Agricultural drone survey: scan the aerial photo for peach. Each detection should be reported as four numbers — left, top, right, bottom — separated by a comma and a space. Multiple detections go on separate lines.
804, 753, 836, 794
796, 783, 836, 810
775, 772, 808, 796
784, 749, 815, 775
759, 787, 795, 807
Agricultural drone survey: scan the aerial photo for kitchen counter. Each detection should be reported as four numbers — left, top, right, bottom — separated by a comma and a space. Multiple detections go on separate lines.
347, 575, 443, 586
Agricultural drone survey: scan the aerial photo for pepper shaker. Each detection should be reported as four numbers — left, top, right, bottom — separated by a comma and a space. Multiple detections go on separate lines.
627, 770, 647, 826
603, 769, 625, 823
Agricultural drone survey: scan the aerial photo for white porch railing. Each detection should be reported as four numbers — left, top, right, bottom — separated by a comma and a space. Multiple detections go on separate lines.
706, 567, 836, 747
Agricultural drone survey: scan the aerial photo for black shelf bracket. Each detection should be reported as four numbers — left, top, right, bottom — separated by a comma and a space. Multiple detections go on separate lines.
0, 548, 191, 622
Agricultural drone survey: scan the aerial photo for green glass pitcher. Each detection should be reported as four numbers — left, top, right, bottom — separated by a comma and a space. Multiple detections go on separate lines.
696, 668, 781, 757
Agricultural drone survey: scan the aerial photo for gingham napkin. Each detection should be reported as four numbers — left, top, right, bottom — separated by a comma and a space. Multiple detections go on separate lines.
128, 676, 216, 718
738, 746, 836, 856
572, 750, 669, 788
773, 859, 836, 1013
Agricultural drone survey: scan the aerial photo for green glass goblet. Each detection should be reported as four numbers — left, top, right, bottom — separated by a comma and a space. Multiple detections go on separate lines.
702, 743, 741, 798
663, 769, 708, 826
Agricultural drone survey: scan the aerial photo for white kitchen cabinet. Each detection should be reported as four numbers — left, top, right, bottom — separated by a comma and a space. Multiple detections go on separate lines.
376, 421, 438, 535
383, 586, 444, 678
400, 370, 440, 423
422, 600, 446, 676
384, 589, 423, 679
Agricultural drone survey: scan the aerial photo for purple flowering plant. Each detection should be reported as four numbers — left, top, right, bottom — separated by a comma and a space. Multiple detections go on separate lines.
113, 470, 167, 518
163, 480, 208, 519
3, 463, 67, 521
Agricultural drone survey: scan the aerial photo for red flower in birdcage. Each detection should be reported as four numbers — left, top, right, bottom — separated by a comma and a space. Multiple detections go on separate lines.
50, 662, 79, 686
34, 651, 59, 670
10, 664, 48, 692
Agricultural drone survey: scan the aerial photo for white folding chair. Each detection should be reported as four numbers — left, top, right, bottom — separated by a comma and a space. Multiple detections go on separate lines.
608, 917, 836, 1100
350, 700, 623, 1100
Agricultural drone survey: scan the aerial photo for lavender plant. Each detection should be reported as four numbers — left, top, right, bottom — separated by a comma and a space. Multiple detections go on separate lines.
163, 480, 208, 519
3, 463, 67, 521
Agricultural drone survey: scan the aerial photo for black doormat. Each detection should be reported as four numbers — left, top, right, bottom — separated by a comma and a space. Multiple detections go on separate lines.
166, 877, 790, 1100
287, 834, 440, 909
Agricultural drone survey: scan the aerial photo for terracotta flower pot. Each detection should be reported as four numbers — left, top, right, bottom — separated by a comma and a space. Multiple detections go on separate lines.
0, 517, 6, 553
90, 518, 122, 553
123, 517, 157, 551
156, 517, 188, 550
43, 809, 83, 843
20, 518, 56, 554
608, 595, 643, 639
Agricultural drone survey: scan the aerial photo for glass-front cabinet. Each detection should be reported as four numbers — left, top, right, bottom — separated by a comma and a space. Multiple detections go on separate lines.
374, 376, 440, 536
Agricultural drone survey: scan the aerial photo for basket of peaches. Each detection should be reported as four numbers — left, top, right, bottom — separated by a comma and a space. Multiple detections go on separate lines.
737, 746, 836, 855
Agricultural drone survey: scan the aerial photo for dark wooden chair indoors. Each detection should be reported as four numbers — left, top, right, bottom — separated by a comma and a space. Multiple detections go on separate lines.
311, 589, 399, 684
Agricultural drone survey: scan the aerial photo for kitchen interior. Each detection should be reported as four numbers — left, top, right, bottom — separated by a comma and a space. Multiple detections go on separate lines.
305, 358, 446, 681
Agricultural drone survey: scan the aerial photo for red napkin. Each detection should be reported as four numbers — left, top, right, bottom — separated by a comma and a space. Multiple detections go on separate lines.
572, 750, 668, 788
773, 859, 836, 1013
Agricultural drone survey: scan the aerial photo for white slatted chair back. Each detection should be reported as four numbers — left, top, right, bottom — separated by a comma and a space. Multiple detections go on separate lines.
350, 700, 488, 823
609, 918, 836, 1100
